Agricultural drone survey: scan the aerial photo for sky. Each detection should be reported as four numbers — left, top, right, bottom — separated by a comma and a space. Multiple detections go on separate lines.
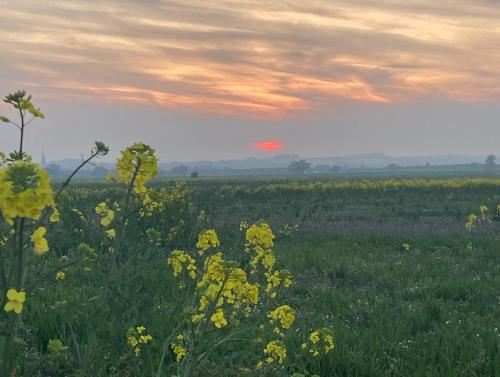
0, 0, 499, 162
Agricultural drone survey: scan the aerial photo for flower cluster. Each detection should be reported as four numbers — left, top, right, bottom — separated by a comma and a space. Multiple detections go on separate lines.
167, 250, 196, 279
127, 325, 153, 356
0, 161, 55, 224
166, 223, 304, 374
115, 143, 158, 194
258, 340, 286, 367
301, 328, 335, 357
246, 223, 274, 250
268, 305, 295, 331
95, 202, 115, 227
196, 229, 220, 255
195, 251, 260, 328
264, 269, 293, 297
171, 335, 187, 362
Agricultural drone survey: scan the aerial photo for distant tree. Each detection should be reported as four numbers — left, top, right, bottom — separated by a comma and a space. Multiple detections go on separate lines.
288, 160, 311, 174
330, 165, 342, 173
190, 171, 199, 178
170, 165, 189, 176
485, 154, 496, 169
385, 163, 400, 170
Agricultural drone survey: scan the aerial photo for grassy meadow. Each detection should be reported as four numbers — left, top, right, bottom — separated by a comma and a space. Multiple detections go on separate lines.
8, 174, 498, 376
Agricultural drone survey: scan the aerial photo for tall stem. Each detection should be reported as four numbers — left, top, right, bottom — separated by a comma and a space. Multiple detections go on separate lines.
16, 218, 25, 288
18, 106, 24, 159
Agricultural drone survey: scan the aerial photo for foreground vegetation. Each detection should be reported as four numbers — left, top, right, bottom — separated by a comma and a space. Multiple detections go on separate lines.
1, 92, 499, 376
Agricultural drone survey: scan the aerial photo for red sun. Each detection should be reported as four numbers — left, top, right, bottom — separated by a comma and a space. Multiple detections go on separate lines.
254, 140, 284, 152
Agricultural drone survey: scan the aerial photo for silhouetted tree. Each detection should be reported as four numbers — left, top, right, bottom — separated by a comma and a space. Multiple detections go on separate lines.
190, 171, 199, 178
288, 160, 311, 174
485, 154, 496, 169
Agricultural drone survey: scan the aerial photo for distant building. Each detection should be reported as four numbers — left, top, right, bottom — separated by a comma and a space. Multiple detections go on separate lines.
41, 150, 47, 167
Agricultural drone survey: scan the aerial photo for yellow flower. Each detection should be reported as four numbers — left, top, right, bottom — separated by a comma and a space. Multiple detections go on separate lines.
263, 340, 286, 364
267, 305, 295, 329
106, 229, 116, 239
211, 309, 228, 328
246, 223, 274, 250
49, 207, 60, 222
56, 271, 65, 281
196, 229, 220, 254
310, 331, 320, 344
303, 328, 335, 356
0, 162, 55, 223
191, 313, 205, 324
115, 143, 158, 194
101, 210, 114, 227
4, 288, 26, 314
127, 325, 152, 356
171, 335, 187, 362
31, 226, 49, 255
167, 250, 196, 278
95, 202, 114, 227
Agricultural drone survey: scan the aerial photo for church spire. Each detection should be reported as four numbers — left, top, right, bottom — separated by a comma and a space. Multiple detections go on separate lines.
41, 150, 47, 167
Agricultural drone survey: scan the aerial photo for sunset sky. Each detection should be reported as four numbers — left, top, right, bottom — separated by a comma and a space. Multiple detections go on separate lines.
1, 0, 499, 161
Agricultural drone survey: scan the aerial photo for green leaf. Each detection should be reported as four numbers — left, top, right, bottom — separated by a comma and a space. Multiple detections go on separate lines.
0, 115, 9, 123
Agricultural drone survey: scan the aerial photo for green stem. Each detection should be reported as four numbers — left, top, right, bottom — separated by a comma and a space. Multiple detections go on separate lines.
18, 107, 24, 158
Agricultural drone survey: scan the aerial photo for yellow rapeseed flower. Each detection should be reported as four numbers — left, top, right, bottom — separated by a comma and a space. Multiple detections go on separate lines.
31, 226, 49, 255
4, 288, 26, 314
0, 162, 55, 223
211, 309, 228, 328
55, 271, 65, 281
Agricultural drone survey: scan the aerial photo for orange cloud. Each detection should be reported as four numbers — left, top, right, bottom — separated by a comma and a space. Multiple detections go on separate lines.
0, 0, 499, 117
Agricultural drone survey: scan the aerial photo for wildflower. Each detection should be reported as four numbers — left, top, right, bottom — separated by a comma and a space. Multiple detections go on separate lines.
268, 305, 295, 329
167, 250, 196, 279
302, 328, 335, 357
47, 339, 68, 357
465, 213, 477, 231
0, 161, 55, 223
95, 202, 114, 227
309, 331, 320, 343
4, 288, 26, 314
115, 143, 158, 194
106, 229, 116, 239
211, 309, 228, 328
49, 207, 60, 222
127, 325, 152, 356
239, 220, 249, 231
56, 271, 65, 281
246, 223, 274, 250
196, 229, 220, 255
191, 313, 205, 324
31, 226, 49, 255
262, 340, 286, 364
171, 335, 187, 362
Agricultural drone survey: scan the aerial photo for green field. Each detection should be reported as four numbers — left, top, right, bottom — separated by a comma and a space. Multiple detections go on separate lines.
2, 175, 497, 376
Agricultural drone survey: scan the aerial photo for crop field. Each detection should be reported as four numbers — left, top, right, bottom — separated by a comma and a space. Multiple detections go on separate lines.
2, 171, 499, 377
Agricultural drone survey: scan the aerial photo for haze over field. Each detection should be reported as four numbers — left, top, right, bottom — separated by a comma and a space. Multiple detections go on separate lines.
1, 0, 499, 161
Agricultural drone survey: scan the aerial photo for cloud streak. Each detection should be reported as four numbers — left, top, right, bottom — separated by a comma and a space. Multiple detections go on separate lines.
1, 0, 499, 116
